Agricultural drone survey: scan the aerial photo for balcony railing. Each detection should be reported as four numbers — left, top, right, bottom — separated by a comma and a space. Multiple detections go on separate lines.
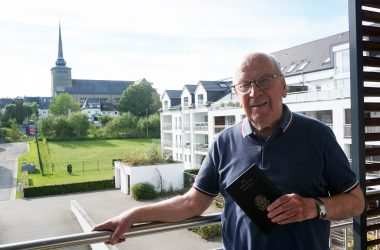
284, 88, 351, 104
193, 122, 208, 131
0, 213, 221, 250
194, 143, 209, 152
2, 213, 380, 250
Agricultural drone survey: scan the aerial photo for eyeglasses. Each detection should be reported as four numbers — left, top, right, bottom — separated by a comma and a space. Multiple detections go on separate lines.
233, 74, 283, 95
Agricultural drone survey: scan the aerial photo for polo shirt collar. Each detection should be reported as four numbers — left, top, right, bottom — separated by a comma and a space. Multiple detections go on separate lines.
241, 104, 293, 138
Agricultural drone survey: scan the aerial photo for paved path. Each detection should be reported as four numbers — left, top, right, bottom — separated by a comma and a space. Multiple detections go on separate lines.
0, 190, 223, 250
0, 142, 28, 201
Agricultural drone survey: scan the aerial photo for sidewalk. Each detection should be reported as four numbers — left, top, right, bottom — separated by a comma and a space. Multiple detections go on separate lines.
0, 189, 223, 250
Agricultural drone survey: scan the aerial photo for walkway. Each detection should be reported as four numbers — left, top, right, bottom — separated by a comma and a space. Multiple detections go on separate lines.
0, 142, 28, 201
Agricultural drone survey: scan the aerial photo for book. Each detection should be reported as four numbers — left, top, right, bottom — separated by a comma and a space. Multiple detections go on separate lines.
225, 163, 283, 234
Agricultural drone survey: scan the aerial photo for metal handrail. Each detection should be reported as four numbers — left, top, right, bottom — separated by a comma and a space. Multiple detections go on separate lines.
2, 213, 380, 250
0, 213, 221, 250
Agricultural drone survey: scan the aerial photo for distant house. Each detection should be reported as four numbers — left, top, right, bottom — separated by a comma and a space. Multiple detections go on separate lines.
23, 96, 54, 118
81, 97, 120, 125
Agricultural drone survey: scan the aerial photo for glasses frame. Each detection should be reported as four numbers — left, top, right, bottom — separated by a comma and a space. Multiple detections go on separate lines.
233, 74, 283, 95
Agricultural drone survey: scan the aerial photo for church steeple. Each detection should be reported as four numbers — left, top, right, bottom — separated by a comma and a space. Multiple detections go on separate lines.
51, 22, 72, 97
55, 22, 67, 66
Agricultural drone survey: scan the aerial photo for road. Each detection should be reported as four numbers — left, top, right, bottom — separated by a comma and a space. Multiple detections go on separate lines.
0, 142, 28, 201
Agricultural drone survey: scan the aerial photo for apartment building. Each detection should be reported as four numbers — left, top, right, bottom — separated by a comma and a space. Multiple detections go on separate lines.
160, 31, 378, 169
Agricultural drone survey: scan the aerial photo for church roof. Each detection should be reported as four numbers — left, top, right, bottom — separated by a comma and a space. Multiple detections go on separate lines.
67, 79, 133, 95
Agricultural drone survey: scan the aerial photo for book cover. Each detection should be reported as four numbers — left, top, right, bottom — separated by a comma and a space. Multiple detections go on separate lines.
225, 163, 283, 234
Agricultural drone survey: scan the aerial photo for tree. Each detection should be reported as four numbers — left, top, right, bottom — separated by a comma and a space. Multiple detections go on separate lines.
49, 93, 80, 116
38, 116, 56, 138
68, 112, 90, 138
119, 79, 161, 116
104, 112, 139, 137
3, 102, 37, 125
98, 115, 112, 126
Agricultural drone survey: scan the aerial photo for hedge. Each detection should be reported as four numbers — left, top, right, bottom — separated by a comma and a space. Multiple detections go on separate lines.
23, 179, 115, 198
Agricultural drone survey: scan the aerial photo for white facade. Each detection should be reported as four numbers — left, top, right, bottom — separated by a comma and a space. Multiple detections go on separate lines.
160, 35, 374, 169
114, 161, 184, 195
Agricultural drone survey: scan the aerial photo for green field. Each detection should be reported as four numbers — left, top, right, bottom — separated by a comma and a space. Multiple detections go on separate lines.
18, 139, 159, 186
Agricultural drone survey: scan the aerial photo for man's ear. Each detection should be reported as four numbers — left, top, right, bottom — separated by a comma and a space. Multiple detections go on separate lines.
281, 79, 287, 98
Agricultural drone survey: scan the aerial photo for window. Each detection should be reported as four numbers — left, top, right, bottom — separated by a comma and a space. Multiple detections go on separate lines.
164, 100, 168, 109
297, 61, 309, 71
184, 97, 189, 107
286, 64, 297, 73
198, 94, 204, 105
334, 49, 350, 74
299, 110, 333, 126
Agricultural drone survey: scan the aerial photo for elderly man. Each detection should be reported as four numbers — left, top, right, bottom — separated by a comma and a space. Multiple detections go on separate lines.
93, 52, 364, 249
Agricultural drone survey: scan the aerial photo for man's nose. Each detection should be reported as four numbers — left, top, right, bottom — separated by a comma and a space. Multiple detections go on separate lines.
248, 83, 261, 98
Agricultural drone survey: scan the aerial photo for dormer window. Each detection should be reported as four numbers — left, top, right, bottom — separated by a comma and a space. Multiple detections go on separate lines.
286, 64, 297, 73
297, 61, 309, 71
322, 57, 331, 64
184, 97, 189, 107
198, 94, 204, 105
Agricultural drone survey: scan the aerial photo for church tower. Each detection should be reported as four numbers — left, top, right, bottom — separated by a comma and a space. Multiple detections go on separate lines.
51, 23, 72, 97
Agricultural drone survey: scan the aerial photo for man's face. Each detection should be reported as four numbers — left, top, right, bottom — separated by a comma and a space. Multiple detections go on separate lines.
236, 56, 287, 134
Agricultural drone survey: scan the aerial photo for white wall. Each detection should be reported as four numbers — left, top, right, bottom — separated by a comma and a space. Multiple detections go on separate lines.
114, 161, 184, 194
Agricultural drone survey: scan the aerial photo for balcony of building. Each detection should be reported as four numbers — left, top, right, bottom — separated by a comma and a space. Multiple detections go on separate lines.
193, 122, 208, 133
2, 208, 379, 250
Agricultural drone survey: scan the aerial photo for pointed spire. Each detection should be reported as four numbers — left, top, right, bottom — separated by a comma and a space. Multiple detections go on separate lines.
55, 22, 67, 66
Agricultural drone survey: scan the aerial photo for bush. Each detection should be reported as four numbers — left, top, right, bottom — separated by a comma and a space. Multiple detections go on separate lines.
190, 224, 222, 240
184, 169, 199, 189
131, 182, 158, 200
23, 179, 115, 198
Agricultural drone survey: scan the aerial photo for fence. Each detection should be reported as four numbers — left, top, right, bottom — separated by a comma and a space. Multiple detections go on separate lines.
43, 159, 115, 176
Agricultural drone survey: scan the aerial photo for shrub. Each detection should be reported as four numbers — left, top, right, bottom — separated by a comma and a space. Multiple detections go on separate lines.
190, 224, 222, 240
131, 182, 158, 200
23, 179, 115, 198
122, 141, 167, 166
184, 169, 199, 189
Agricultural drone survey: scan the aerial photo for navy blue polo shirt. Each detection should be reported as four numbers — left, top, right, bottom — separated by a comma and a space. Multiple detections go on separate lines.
194, 104, 358, 250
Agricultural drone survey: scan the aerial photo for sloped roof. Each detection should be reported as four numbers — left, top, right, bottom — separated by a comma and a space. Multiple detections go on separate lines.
272, 31, 349, 76
165, 90, 182, 98
23, 96, 54, 109
199, 80, 232, 91
197, 80, 232, 103
183, 84, 197, 93
67, 79, 133, 95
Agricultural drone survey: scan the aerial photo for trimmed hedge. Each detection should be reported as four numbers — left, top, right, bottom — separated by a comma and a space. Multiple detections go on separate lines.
23, 179, 115, 198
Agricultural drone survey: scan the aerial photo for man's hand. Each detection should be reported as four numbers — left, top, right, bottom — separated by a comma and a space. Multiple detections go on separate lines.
266, 193, 317, 224
92, 211, 133, 245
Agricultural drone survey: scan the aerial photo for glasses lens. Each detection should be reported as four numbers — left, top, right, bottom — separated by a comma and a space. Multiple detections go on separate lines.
236, 83, 251, 94
256, 76, 273, 89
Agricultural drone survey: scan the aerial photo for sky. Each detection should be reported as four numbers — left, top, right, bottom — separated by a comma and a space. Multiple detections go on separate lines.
0, 0, 349, 98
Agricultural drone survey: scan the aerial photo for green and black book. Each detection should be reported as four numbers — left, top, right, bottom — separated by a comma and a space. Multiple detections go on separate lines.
225, 163, 283, 234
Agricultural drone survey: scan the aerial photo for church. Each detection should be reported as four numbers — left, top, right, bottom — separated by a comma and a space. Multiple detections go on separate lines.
51, 24, 134, 105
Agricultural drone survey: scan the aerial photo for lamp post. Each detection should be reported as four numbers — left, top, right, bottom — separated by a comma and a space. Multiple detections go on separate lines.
146, 108, 149, 138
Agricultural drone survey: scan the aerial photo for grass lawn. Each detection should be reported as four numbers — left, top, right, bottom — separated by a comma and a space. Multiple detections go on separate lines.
18, 138, 159, 187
